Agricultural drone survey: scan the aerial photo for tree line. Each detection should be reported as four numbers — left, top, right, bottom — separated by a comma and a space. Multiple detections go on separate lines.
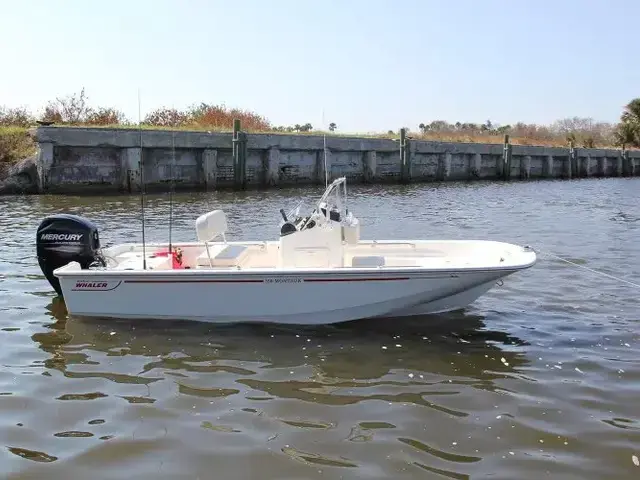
1, 88, 638, 148
411, 108, 639, 149
0, 88, 272, 132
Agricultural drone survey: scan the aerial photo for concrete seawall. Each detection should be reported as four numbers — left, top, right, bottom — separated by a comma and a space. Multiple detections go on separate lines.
33, 127, 640, 193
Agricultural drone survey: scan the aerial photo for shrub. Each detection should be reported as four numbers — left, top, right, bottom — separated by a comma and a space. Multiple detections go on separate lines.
0, 127, 36, 172
0, 107, 34, 128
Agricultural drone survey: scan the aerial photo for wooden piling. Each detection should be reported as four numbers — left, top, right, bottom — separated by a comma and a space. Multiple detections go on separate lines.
232, 119, 247, 189
400, 128, 410, 183
569, 141, 577, 178
622, 149, 631, 176
502, 134, 512, 180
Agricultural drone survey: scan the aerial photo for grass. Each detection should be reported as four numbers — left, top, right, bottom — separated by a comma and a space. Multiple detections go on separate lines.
0, 126, 36, 173
31, 122, 620, 148
410, 132, 578, 147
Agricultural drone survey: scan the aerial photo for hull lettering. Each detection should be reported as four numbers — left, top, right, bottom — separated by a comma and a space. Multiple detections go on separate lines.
71, 280, 121, 291
264, 277, 304, 284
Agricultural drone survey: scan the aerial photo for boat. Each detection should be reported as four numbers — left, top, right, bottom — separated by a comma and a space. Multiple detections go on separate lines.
35, 177, 537, 325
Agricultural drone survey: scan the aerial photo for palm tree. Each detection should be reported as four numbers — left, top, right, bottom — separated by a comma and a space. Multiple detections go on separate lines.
616, 98, 640, 148
614, 120, 639, 148
622, 98, 640, 121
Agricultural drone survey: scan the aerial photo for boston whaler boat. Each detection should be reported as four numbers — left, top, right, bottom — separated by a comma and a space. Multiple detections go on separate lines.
36, 177, 536, 324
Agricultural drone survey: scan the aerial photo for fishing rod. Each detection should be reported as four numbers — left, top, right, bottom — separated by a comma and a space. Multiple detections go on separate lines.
138, 89, 147, 270
169, 114, 176, 256
322, 108, 328, 189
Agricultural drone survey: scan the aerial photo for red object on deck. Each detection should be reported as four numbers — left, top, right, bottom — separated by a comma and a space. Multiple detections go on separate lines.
172, 251, 184, 269
152, 249, 184, 269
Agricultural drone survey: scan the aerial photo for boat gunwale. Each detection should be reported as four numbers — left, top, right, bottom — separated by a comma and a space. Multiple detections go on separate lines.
54, 260, 536, 279
54, 239, 536, 278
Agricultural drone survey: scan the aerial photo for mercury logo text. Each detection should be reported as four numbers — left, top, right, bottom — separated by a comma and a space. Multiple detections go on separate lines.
40, 233, 83, 241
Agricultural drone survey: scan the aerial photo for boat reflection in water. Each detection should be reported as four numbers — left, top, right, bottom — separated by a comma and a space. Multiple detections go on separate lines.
38, 296, 530, 392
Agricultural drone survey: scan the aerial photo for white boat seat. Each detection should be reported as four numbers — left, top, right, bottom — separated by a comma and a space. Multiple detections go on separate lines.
351, 255, 385, 267
196, 244, 249, 268
195, 210, 231, 267
196, 210, 227, 243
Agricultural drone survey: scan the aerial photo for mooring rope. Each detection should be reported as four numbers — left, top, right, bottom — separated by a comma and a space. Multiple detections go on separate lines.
535, 248, 640, 290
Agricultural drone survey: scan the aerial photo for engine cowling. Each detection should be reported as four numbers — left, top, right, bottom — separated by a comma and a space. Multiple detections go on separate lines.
36, 214, 105, 296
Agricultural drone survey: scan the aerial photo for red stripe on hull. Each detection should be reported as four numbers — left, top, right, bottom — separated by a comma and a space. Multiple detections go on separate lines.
123, 277, 410, 284
304, 277, 410, 282
124, 279, 262, 284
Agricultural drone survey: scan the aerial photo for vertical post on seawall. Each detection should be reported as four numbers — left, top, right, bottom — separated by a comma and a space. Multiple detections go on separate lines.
622, 148, 630, 176
232, 119, 239, 186
239, 130, 248, 189
232, 119, 246, 189
502, 134, 512, 180
399, 127, 408, 183
617, 145, 625, 176
568, 140, 578, 178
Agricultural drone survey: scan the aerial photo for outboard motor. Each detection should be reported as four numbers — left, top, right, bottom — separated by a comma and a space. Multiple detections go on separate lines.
36, 214, 105, 296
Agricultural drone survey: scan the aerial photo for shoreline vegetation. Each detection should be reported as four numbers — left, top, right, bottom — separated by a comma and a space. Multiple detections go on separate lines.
2, 89, 640, 171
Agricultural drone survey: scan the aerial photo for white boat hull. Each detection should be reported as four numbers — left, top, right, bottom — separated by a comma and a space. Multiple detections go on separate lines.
382, 279, 500, 318
55, 244, 531, 325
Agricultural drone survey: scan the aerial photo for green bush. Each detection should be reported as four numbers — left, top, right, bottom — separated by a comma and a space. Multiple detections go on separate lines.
0, 127, 36, 170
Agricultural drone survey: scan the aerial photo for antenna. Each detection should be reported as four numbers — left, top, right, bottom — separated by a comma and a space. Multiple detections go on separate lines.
138, 89, 147, 270
322, 108, 328, 188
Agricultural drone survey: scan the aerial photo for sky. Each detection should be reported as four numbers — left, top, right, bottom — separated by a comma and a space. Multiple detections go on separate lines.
1, 0, 638, 133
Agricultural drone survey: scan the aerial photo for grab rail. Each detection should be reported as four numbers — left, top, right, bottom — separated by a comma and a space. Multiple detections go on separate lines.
370, 241, 417, 248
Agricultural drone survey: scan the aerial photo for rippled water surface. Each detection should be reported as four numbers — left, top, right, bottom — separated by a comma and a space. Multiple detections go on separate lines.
1, 178, 639, 479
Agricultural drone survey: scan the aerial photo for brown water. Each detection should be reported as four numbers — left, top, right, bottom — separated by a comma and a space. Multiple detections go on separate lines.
1, 178, 639, 479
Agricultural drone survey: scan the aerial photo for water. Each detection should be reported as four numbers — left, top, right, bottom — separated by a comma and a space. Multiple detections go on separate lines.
1, 178, 639, 479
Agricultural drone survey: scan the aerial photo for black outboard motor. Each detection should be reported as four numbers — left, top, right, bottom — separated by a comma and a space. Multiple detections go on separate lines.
36, 214, 105, 296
